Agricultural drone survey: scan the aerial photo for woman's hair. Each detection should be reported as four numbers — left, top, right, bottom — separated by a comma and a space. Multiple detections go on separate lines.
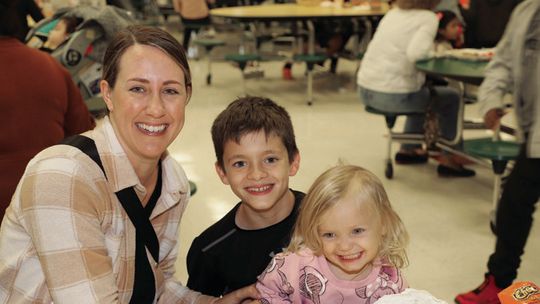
101, 25, 192, 100
287, 165, 409, 268
394, 0, 440, 10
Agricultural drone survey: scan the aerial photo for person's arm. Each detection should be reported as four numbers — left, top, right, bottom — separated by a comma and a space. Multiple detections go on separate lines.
406, 14, 438, 62
186, 236, 225, 297
19, 156, 119, 302
172, 0, 182, 14
477, 4, 517, 128
254, 256, 296, 303
60, 65, 95, 135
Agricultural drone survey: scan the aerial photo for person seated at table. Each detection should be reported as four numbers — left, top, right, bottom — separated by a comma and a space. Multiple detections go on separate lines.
173, 0, 215, 51
39, 15, 82, 52
357, 0, 475, 177
434, 10, 463, 52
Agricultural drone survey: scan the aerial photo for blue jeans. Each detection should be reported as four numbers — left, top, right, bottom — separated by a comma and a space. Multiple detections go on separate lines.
358, 85, 461, 150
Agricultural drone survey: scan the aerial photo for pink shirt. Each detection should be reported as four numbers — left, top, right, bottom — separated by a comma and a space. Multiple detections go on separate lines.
256, 249, 407, 304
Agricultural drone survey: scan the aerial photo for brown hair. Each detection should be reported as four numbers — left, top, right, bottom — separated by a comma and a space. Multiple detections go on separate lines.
101, 25, 192, 99
211, 96, 299, 169
288, 165, 409, 269
394, 0, 440, 10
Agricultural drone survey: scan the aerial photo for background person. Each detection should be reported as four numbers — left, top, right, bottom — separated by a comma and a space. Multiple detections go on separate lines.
254, 165, 409, 303
0, 1, 94, 221
40, 15, 82, 52
455, 0, 540, 303
0, 24, 258, 303
357, 0, 475, 177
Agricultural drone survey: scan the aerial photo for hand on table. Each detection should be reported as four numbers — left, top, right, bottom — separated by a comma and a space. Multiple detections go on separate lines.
484, 108, 507, 130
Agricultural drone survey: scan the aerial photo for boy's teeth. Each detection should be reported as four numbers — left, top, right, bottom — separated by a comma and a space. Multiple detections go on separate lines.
247, 185, 271, 192
137, 123, 166, 133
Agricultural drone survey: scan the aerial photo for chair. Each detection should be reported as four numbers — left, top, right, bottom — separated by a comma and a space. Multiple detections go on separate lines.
463, 137, 520, 232
364, 106, 425, 179
224, 53, 261, 93
293, 53, 327, 106
193, 38, 226, 85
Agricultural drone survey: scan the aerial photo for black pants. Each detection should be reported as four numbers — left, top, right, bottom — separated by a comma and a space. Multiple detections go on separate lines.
488, 141, 540, 287
182, 16, 211, 49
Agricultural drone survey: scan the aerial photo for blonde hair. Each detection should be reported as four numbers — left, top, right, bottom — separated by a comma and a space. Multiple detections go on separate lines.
395, 0, 440, 10
287, 165, 409, 268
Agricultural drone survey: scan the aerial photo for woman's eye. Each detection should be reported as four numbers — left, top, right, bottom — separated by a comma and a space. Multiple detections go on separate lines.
129, 86, 145, 93
163, 88, 180, 95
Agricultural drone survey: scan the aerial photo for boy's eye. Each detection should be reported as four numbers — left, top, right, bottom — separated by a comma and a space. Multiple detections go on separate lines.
129, 86, 145, 93
352, 228, 365, 235
232, 161, 246, 168
264, 157, 279, 164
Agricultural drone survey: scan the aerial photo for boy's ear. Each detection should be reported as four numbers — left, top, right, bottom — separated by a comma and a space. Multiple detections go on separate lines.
288, 152, 301, 177
100, 80, 114, 112
215, 161, 230, 185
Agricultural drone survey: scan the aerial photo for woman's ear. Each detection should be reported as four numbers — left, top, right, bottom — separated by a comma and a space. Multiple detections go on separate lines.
100, 80, 114, 112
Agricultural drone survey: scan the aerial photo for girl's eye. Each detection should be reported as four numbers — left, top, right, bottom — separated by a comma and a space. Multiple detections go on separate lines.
129, 86, 145, 93
232, 161, 246, 168
321, 232, 335, 239
352, 228, 365, 235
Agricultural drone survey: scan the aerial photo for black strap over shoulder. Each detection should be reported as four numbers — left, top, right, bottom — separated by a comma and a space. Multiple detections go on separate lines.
61, 135, 159, 303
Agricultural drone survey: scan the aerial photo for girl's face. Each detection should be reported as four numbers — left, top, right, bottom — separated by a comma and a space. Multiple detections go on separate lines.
317, 195, 384, 280
439, 18, 462, 41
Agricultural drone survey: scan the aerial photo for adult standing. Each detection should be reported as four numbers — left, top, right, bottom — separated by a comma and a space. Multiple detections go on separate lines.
0, 1, 94, 221
14, 0, 44, 41
455, 0, 540, 303
0, 24, 258, 303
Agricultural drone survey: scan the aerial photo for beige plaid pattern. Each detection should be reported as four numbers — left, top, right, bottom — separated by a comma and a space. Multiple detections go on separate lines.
0, 118, 214, 304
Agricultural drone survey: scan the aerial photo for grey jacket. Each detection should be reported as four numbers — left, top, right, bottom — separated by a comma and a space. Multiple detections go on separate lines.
478, 0, 540, 157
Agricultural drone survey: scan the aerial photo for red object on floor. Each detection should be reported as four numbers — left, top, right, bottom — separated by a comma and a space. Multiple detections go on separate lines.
456, 274, 504, 304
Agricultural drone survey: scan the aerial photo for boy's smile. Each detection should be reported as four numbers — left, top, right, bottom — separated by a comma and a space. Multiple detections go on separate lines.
215, 131, 300, 229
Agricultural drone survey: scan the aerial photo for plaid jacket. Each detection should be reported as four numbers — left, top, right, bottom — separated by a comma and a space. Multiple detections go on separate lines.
0, 117, 215, 304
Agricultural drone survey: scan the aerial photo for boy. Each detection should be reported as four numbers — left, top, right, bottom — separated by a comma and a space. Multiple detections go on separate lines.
186, 96, 304, 297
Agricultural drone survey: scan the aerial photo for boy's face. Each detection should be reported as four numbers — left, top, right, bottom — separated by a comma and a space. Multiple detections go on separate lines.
215, 131, 300, 215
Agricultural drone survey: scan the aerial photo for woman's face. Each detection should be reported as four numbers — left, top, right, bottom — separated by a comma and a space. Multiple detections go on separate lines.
101, 44, 189, 164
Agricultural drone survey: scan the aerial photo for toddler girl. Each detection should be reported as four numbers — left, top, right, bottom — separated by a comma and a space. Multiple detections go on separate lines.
357, 0, 475, 177
254, 165, 409, 303
434, 10, 463, 53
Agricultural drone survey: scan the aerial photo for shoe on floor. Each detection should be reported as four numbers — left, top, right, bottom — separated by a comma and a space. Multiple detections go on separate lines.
437, 164, 476, 177
455, 274, 503, 304
395, 152, 428, 164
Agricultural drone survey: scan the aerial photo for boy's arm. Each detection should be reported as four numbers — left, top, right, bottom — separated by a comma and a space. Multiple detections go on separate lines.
186, 236, 225, 297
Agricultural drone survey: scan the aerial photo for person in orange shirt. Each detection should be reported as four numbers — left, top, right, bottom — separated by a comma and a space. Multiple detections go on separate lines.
173, 0, 215, 50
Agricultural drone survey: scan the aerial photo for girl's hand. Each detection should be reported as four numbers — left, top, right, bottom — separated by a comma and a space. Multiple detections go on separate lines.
215, 284, 260, 304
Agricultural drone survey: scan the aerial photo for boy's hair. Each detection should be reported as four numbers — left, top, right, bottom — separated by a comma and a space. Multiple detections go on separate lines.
287, 165, 409, 268
395, 0, 440, 10
211, 96, 299, 169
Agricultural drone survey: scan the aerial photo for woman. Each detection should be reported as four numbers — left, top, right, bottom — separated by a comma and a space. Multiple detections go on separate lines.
0, 25, 257, 303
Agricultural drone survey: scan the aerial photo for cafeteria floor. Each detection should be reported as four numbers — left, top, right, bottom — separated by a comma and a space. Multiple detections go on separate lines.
160, 21, 540, 302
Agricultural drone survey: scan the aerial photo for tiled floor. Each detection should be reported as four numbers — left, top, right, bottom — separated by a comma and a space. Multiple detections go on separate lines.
162, 22, 540, 302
